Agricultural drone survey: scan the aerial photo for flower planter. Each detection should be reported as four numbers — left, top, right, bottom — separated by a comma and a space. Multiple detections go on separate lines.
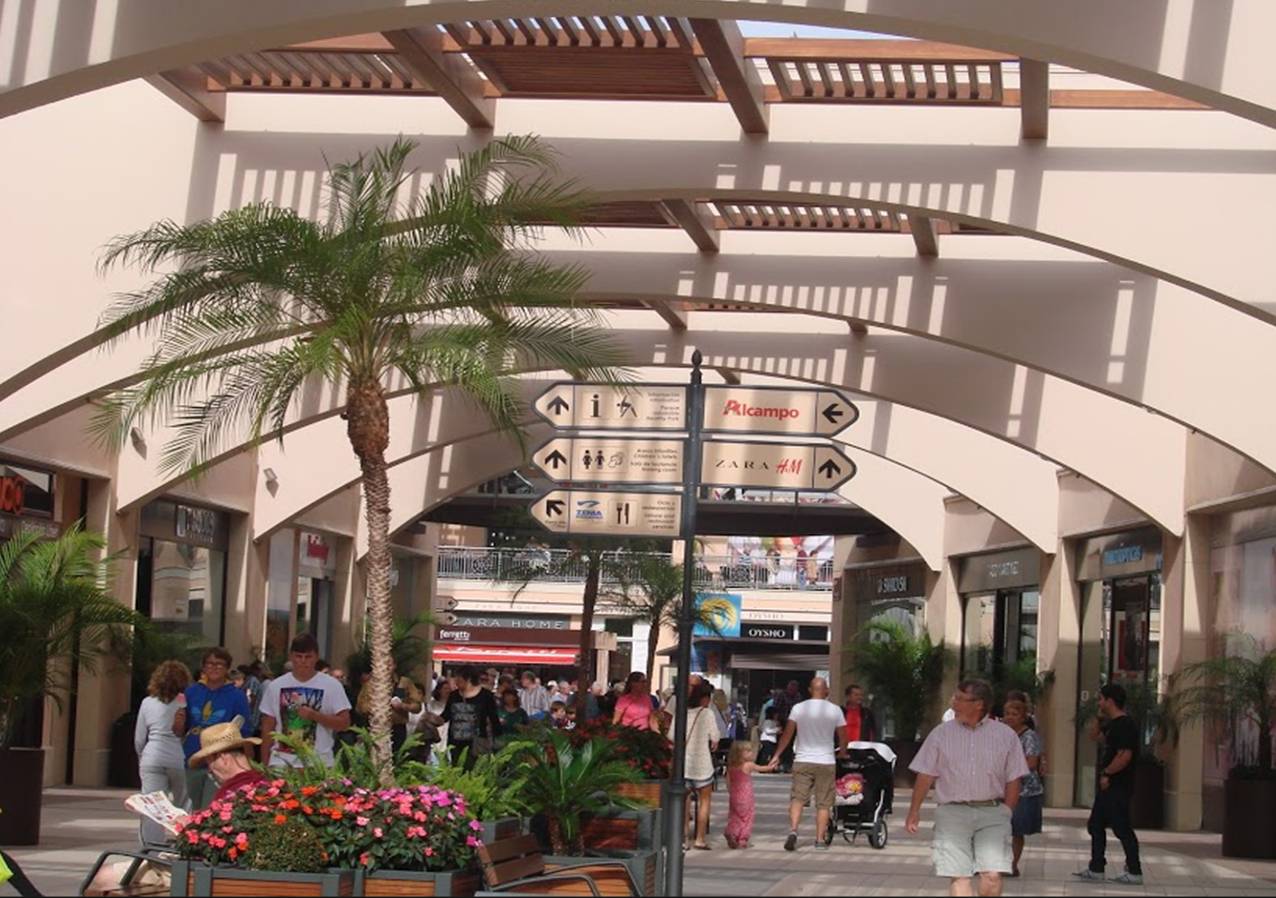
353, 868, 480, 897
478, 817, 523, 845
0, 747, 44, 846
545, 848, 659, 897
170, 861, 354, 896
582, 807, 660, 852
1222, 776, 1276, 859
1129, 757, 1165, 831
614, 780, 663, 808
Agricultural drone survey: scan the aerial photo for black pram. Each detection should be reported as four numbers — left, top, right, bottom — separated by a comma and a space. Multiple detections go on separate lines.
824, 741, 896, 849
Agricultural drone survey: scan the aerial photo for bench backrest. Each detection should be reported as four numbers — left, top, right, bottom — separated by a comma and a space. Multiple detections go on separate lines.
478, 834, 548, 888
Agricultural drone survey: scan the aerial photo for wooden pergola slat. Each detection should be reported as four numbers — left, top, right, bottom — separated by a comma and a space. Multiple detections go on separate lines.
383, 27, 495, 128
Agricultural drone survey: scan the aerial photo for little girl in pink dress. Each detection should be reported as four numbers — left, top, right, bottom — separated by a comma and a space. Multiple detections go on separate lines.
724, 741, 764, 848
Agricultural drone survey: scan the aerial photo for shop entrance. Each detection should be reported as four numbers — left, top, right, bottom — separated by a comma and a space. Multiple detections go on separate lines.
1074, 572, 1162, 805
959, 588, 1040, 683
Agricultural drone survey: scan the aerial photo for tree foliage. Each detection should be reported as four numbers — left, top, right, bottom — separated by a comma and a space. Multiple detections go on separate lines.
1174, 635, 1276, 776
849, 618, 947, 742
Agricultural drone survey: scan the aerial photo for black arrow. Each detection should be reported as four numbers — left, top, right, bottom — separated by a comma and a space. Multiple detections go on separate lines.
818, 458, 842, 480
547, 395, 570, 415
822, 403, 845, 425
545, 498, 565, 518
544, 449, 568, 470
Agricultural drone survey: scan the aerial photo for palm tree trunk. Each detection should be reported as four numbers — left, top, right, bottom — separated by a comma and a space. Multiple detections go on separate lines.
645, 623, 657, 685
347, 377, 396, 786
575, 552, 601, 716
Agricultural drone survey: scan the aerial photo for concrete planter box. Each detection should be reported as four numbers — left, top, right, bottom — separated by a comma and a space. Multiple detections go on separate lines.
353, 868, 480, 896
171, 861, 354, 896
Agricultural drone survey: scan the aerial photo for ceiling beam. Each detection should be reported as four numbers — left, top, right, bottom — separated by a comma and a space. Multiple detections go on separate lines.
716, 367, 742, 385
645, 299, 688, 331
911, 215, 939, 257
661, 199, 720, 253
850, 323, 868, 335
1020, 58, 1050, 139
145, 68, 224, 122
383, 28, 494, 129
689, 19, 768, 135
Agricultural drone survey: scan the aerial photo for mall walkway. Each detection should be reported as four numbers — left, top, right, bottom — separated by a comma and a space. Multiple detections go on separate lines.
6, 780, 1276, 896
683, 773, 1276, 896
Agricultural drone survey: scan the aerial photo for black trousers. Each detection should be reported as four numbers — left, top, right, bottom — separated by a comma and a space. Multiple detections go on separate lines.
1088, 786, 1141, 874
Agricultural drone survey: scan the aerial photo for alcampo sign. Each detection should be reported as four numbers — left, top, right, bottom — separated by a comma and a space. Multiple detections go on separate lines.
702, 386, 858, 437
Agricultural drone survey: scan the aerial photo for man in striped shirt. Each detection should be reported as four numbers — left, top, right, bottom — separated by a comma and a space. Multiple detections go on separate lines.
905, 679, 1029, 897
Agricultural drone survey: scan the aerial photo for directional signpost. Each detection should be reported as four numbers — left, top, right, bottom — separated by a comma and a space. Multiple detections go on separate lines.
531, 436, 684, 485
533, 382, 687, 430
529, 489, 682, 537
527, 370, 859, 897
702, 385, 857, 436
700, 440, 856, 491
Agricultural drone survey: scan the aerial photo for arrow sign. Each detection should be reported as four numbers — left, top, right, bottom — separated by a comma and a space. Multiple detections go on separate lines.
701, 440, 857, 491
533, 382, 687, 431
530, 489, 683, 537
531, 437, 684, 485
702, 386, 858, 437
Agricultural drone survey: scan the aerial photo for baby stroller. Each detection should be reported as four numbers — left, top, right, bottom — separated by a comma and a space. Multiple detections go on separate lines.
824, 741, 896, 849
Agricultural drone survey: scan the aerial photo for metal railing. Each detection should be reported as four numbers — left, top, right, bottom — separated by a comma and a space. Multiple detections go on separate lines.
436, 546, 834, 591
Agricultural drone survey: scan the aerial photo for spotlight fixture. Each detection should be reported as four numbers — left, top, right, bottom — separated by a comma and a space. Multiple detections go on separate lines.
129, 427, 146, 450
263, 467, 279, 486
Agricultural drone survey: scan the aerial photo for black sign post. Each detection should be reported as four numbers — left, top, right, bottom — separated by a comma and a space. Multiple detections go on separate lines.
665, 350, 705, 897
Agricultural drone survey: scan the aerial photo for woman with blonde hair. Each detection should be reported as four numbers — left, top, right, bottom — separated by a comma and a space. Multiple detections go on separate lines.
134, 660, 191, 845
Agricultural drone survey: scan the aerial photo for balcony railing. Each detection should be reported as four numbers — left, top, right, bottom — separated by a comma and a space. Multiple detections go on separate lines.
436, 546, 834, 591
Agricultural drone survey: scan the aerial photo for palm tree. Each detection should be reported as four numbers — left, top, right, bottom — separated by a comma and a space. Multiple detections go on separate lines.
0, 525, 139, 747
849, 618, 947, 742
95, 137, 626, 780
1174, 635, 1276, 776
599, 552, 721, 682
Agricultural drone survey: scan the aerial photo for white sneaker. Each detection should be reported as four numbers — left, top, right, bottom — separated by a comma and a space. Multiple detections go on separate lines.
1110, 870, 1143, 886
1072, 868, 1105, 881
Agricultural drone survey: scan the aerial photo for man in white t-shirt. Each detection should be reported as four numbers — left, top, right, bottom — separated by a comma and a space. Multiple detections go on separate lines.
260, 633, 351, 767
765, 677, 848, 852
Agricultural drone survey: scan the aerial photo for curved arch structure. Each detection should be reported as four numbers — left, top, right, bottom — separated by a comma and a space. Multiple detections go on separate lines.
3, 0, 1275, 126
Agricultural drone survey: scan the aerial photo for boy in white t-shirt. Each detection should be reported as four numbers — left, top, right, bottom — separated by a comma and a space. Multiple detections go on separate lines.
260, 633, 351, 767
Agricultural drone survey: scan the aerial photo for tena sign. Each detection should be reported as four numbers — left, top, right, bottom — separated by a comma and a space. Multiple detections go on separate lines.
702, 386, 857, 437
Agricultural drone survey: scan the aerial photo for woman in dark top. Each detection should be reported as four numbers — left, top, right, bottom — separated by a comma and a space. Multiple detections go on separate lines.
440, 666, 502, 769
496, 688, 530, 747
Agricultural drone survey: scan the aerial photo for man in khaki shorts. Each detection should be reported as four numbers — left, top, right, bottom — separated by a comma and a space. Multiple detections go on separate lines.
905, 679, 1029, 897
765, 677, 847, 851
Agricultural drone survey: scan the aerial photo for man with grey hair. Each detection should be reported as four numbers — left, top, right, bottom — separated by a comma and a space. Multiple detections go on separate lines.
765, 677, 848, 851
905, 679, 1028, 898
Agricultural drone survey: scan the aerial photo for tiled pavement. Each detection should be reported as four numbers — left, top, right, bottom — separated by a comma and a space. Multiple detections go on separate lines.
683, 774, 1276, 897
4, 780, 1276, 896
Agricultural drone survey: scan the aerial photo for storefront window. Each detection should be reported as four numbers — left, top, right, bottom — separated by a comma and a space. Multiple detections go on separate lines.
145, 538, 225, 646
962, 594, 997, 678
959, 590, 1038, 681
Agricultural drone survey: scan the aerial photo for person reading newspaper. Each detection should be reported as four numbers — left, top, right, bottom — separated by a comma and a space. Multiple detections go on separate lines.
84, 719, 264, 896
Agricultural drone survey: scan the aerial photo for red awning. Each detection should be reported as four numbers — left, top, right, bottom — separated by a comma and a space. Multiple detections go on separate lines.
432, 645, 579, 666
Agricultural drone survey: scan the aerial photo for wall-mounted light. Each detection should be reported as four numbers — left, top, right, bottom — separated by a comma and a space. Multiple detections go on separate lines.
263, 467, 279, 488
129, 427, 146, 451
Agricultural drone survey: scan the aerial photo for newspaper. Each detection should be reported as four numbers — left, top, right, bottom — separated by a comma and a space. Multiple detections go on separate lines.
125, 791, 187, 835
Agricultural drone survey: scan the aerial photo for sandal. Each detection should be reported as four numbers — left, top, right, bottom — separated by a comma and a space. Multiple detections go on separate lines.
693, 843, 711, 850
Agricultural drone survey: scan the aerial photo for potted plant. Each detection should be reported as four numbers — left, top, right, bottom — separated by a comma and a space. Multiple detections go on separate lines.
0, 525, 138, 845
173, 775, 484, 896
1174, 635, 1276, 859
1074, 679, 1174, 830
568, 719, 671, 814
425, 741, 532, 843
849, 619, 946, 786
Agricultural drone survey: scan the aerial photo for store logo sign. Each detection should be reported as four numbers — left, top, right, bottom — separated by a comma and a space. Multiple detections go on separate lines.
877, 575, 909, 595
175, 505, 217, 545
1103, 545, 1143, 566
720, 400, 800, 421
304, 533, 331, 563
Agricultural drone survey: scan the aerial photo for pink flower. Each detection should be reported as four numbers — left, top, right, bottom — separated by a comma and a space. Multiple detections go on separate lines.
413, 811, 427, 822
373, 827, 384, 839
356, 816, 370, 827
466, 835, 480, 848
436, 794, 452, 807
360, 853, 371, 866
469, 820, 483, 832
185, 832, 199, 844
235, 833, 249, 848
424, 847, 434, 857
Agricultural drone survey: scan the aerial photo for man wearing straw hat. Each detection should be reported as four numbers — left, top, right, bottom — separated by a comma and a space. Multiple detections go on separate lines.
84, 718, 265, 896
188, 716, 266, 802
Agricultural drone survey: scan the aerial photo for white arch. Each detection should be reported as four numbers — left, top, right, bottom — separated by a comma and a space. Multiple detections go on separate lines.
3, 1, 1273, 125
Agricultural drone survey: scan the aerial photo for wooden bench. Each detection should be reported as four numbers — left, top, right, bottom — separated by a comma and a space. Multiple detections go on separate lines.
477, 835, 640, 896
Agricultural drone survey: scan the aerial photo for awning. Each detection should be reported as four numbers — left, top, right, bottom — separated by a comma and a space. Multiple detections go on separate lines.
432, 645, 579, 666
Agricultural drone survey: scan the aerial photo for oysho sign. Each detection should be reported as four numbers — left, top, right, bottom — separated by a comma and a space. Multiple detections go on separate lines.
741, 622, 795, 641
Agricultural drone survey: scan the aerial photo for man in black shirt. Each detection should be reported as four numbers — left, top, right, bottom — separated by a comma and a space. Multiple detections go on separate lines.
1075, 683, 1143, 885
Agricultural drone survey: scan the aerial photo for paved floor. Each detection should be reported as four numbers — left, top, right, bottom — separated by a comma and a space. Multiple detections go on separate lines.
4, 781, 1276, 896
683, 774, 1276, 897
